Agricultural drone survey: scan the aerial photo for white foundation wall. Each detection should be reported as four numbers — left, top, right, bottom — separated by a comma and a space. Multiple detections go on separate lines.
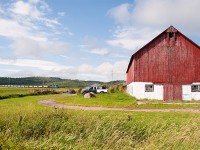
182, 85, 200, 100
127, 82, 163, 100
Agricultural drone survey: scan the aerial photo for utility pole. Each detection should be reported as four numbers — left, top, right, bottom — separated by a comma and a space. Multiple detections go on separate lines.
112, 70, 113, 81
111, 70, 114, 86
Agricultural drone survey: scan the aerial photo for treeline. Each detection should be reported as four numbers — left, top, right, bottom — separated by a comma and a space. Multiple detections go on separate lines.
0, 77, 125, 88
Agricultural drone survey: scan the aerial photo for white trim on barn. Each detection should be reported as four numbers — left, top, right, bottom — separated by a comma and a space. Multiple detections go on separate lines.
182, 83, 200, 101
127, 82, 163, 100
127, 82, 200, 101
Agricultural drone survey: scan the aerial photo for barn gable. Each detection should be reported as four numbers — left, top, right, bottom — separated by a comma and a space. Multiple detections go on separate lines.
126, 26, 200, 101
127, 26, 200, 74
127, 26, 200, 84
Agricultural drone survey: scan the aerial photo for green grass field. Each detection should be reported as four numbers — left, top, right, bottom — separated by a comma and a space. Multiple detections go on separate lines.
0, 87, 33, 96
58, 92, 138, 108
0, 87, 67, 100
56, 92, 200, 109
1, 89, 200, 149
0, 87, 68, 96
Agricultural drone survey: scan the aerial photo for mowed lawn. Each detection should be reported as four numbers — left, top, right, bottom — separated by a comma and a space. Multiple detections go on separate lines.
56, 92, 200, 109
57, 92, 138, 108
1, 91, 200, 149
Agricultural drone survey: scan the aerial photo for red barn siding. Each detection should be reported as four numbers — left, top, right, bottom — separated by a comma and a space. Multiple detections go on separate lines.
127, 27, 200, 85
126, 26, 200, 101
126, 59, 134, 84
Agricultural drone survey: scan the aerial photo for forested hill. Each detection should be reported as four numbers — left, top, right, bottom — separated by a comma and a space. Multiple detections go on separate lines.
0, 77, 124, 88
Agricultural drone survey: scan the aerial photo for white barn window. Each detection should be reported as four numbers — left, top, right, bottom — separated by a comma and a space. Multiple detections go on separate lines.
145, 84, 154, 92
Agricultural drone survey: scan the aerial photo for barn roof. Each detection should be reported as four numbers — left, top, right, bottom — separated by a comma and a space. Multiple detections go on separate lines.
126, 26, 200, 73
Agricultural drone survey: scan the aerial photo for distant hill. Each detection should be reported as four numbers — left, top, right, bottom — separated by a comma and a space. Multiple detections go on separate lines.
0, 77, 125, 88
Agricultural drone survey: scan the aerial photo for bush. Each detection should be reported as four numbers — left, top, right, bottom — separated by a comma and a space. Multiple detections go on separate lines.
69, 89, 76, 94
108, 84, 124, 93
108, 87, 115, 93
77, 88, 82, 95
32, 89, 60, 95
116, 84, 123, 92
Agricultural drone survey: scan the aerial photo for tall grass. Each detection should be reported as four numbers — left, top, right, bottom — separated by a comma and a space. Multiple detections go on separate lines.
1, 94, 200, 149
1, 108, 200, 149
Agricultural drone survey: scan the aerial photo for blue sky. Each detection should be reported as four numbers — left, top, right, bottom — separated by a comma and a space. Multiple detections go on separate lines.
0, 0, 199, 81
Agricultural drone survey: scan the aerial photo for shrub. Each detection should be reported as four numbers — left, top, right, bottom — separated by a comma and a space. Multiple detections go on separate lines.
116, 84, 123, 92
32, 89, 60, 95
77, 88, 82, 95
68, 89, 76, 94
108, 87, 115, 93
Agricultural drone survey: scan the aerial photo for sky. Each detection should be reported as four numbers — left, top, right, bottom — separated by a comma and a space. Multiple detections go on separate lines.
0, 0, 199, 81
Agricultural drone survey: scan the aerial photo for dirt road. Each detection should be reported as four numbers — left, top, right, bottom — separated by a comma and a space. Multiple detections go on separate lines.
38, 100, 200, 113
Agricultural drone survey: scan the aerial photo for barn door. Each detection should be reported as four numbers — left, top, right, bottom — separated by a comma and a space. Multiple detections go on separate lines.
164, 84, 182, 101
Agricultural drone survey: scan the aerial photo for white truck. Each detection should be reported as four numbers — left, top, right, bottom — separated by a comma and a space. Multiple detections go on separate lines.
96, 86, 108, 93
81, 85, 108, 94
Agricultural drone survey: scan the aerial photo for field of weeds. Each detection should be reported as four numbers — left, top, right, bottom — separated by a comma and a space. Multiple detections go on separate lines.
1, 91, 200, 149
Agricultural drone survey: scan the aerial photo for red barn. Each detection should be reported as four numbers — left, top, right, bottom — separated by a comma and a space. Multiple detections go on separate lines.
126, 26, 200, 101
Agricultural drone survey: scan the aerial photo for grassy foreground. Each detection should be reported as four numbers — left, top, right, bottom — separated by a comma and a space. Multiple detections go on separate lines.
1, 94, 200, 149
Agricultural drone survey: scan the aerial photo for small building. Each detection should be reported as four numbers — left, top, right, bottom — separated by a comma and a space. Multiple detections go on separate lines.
126, 26, 200, 101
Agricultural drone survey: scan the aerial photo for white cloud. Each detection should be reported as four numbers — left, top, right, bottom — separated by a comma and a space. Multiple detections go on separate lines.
78, 64, 94, 74
107, 26, 160, 51
0, 0, 69, 57
98, 61, 128, 80
107, 3, 133, 25
133, 0, 200, 31
0, 58, 71, 71
0, 57, 128, 81
107, 0, 200, 51
29, 0, 40, 4
60, 55, 70, 58
11, 37, 69, 56
96, 62, 113, 75
0, 6, 3, 14
68, 32, 74, 36
81, 36, 110, 55
111, 53, 129, 58
86, 48, 109, 55
11, 0, 42, 18
58, 12, 65, 17
76, 61, 128, 81
0, 19, 31, 38
108, 0, 200, 31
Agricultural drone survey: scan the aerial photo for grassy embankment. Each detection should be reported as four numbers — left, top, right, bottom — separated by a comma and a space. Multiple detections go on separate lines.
1, 91, 200, 149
